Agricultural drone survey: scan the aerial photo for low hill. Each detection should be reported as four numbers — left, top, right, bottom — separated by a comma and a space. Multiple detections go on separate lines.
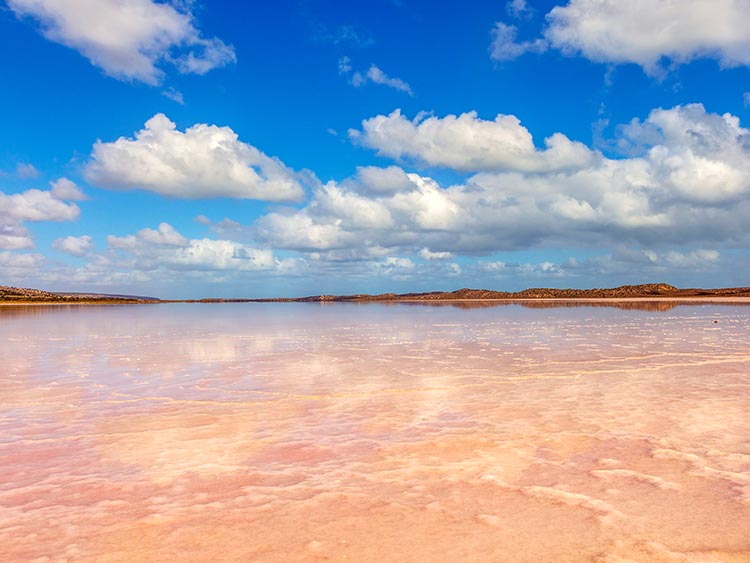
0, 285, 159, 303
190, 283, 750, 302
4, 283, 750, 304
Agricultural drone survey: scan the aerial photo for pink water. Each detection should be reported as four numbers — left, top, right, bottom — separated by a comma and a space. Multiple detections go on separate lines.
1, 302, 748, 562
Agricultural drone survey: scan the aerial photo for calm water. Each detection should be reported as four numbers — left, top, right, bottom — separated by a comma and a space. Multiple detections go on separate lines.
1, 302, 749, 562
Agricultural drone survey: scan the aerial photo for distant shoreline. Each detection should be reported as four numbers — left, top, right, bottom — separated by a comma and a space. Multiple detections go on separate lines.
3, 283, 750, 305
4, 296, 750, 305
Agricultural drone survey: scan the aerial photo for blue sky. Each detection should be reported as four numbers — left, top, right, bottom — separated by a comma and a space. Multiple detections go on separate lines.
1, 0, 749, 298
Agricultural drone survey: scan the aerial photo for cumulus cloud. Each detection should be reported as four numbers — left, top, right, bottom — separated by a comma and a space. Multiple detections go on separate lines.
0, 189, 80, 223
544, 0, 750, 74
351, 165, 418, 194
7, 222, 306, 293
615, 104, 750, 203
612, 248, 720, 270
50, 177, 87, 200
253, 172, 471, 255
104, 222, 294, 274
0, 188, 80, 250
0, 225, 34, 250
559, 248, 723, 279
476, 248, 722, 281
8, 0, 235, 85
138, 222, 188, 246
375, 256, 415, 279
260, 104, 750, 258
489, 22, 547, 61
166, 239, 277, 271
0, 251, 45, 270
85, 114, 306, 201
350, 109, 595, 172
52, 235, 93, 257
12, 104, 748, 292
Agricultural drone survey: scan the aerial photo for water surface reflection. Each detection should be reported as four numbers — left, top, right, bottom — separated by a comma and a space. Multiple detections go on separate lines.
1, 303, 748, 562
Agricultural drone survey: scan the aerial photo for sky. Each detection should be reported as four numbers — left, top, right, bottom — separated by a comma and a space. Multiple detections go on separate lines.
1, 0, 749, 299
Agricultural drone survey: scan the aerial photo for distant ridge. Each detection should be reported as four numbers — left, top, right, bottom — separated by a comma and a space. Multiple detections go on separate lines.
0, 285, 159, 303
183, 283, 750, 303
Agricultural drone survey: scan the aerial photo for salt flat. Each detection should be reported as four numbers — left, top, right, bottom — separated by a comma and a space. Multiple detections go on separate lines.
1, 303, 748, 562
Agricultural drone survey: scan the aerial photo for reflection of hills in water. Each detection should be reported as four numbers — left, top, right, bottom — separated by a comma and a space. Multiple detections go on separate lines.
3, 300, 750, 318
515, 301, 683, 312
0, 304, 121, 319
383, 300, 749, 312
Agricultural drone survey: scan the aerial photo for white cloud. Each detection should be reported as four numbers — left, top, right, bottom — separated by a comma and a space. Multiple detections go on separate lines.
52, 235, 93, 257
616, 104, 750, 203
8, 222, 306, 294
162, 87, 185, 105
8, 0, 235, 85
255, 172, 463, 254
0, 225, 34, 250
564, 248, 723, 277
375, 256, 415, 277
351, 165, 418, 194
507, 0, 532, 19
648, 249, 720, 269
0, 251, 45, 270
355, 65, 413, 95
85, 114, 306, 201
479, 260, 506, 272
260, 104, 750, 258
744, 92, 750, 107
0, 189, 80, 223
136, 222, 188, 246
475, 248, 721, 281
338, 55, 352, 74
167, 239, 277, 271
0, 187, 80, 250
102, 222, 294, 275
489, 22, 547, 61
419, 248, 453, 260
16, 162, 39, 179
350, 109, 595, 172
50, 177, 87, 200
10, 104, 747, 293
544, 0, 750, 75
343, 61, 413, 95
107, 222, 187, 250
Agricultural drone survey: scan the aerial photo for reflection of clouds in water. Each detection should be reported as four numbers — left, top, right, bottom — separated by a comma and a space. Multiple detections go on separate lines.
1, 303, 749, 562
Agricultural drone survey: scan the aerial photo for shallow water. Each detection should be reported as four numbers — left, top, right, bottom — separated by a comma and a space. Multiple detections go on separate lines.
1, 302, 749, 562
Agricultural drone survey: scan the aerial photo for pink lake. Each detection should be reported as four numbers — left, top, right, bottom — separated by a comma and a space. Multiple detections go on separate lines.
1, 302, 749, 562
